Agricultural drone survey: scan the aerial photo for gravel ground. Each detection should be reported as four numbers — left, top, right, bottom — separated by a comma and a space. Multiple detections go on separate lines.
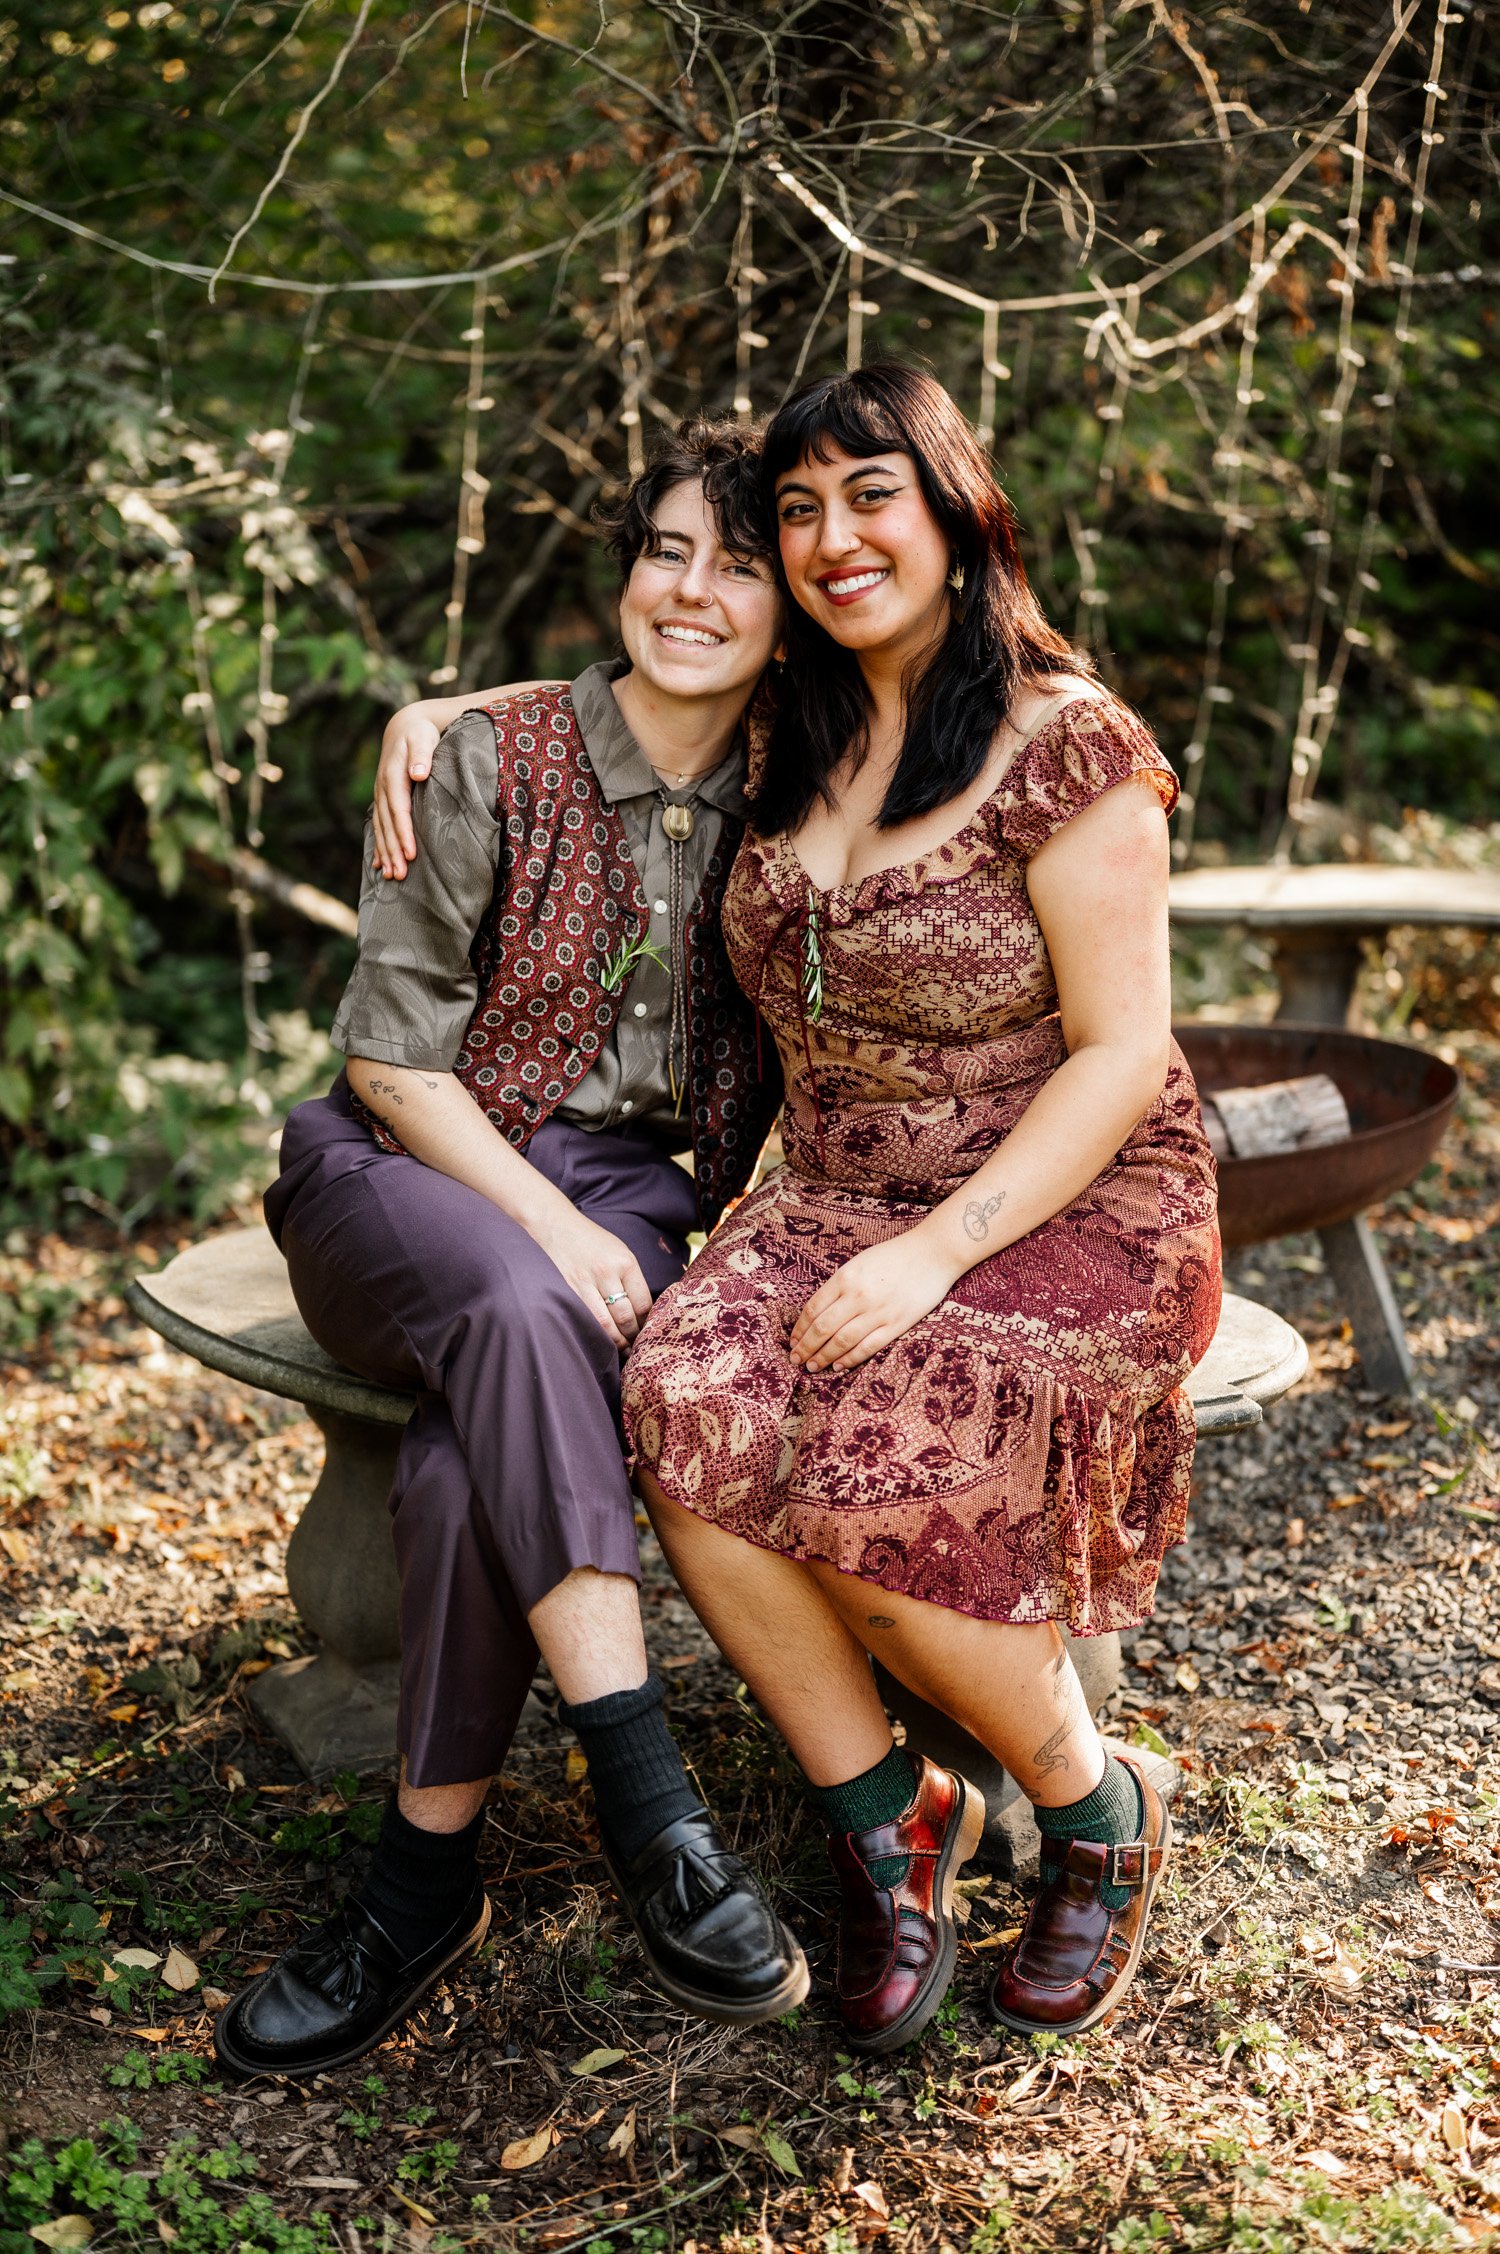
1, 1004, 1497, 2252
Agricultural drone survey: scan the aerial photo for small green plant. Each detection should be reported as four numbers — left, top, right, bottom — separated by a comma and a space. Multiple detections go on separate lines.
580, 1934, 619, 2003
1107, 2217, 1173, 2251
967, 2208, 1015, 2253
338, 2076, 387, 2142
104, 2049, 210, 2090
397, 2140, 459, 2189
1, 2124, 332, 2254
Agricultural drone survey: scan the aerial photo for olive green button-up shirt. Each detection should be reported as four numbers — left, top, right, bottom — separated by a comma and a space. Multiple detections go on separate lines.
330, 661, 748, 1149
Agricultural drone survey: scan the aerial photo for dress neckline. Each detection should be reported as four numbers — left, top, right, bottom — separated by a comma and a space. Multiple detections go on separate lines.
770, 692, 1099, 907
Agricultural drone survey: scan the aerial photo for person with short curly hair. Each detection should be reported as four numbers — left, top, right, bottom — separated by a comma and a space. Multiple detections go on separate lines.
213, 419, 808, 2081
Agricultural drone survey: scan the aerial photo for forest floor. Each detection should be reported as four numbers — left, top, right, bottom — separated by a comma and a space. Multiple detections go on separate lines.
2, 1007, 1498, 2254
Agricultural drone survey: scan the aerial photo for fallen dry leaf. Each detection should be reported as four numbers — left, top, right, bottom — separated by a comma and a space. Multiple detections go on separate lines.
565, 1747, 589, 1786
1302, 2149, 1347, 2177
569, 2045, 626, 2077
161, 1946, 199, 1992
1004, 2061, 1045, 2105
29, 2220, 93, 2249
111, 1948, 161, 1971
500, 2125, 556, 2171
851, 2182, 890, 2220
718, 2127, 761, 2152
606, 2107, 636, 2157
389, 2188, 435, 2226
1442, 2104, 1468, 2154
201, 1986, 230, 2012
1174, 1659, 1201, 1693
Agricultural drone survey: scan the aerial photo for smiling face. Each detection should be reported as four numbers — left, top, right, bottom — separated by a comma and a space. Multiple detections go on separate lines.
773, 443, 953, 662
616, 476, 781, 704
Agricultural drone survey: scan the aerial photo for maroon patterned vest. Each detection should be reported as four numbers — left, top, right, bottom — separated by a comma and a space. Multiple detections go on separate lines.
358, 683, 782, 1230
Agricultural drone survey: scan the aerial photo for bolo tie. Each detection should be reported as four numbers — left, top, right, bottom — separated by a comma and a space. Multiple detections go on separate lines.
657, 787, 695, 1114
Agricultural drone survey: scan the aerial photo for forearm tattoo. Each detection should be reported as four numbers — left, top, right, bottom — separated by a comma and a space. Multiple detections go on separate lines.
368, 1076, 403, 1106
867, 1614, 896, 1630
962, 1189, 1007, 1243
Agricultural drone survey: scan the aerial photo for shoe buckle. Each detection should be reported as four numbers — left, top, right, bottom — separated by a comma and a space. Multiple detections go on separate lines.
1104, 1841, 1152, 1888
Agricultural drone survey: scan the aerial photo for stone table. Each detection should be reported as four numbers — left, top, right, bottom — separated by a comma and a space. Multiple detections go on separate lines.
130, 1230, 1307, 1843
1169, 862, 1500, 1027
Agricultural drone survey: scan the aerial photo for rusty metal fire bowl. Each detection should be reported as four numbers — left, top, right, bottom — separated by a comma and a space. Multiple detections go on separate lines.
1173, 1023, 1460, 1249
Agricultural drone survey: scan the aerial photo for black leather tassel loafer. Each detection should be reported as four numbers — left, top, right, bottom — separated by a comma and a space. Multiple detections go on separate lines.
213, 1886, 491, 2079
603, 1809, 808, 2025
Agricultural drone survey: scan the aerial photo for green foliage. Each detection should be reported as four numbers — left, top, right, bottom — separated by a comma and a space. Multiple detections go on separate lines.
2, 4, 1497, 1223
0, 2124, 335, 2254
103, 2049, 209, 2091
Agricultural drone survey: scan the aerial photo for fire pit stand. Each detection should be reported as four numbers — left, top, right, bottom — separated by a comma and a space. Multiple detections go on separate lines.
1174, 1023, 1460, 1397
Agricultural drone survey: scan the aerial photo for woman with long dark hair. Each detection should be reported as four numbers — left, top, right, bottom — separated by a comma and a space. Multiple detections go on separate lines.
624, 364, 1221, 2051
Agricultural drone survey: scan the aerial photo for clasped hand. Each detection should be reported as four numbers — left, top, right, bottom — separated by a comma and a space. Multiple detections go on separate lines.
790, 1226, 964, 1375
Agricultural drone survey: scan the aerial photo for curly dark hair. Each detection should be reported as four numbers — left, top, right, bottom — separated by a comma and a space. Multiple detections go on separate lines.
594, 414, 772, 583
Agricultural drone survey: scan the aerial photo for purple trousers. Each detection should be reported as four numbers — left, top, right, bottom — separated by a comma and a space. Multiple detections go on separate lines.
264, 1076, 698, 1786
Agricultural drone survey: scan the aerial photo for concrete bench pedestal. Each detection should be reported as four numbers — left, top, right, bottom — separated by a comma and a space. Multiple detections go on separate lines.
130, 1232, 1307, 1825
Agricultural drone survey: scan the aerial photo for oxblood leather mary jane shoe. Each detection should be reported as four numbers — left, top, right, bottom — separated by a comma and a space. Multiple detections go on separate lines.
988, 1752, 1170, 2038
829, 1756, 985, 2054
213, 1886, 490, 2079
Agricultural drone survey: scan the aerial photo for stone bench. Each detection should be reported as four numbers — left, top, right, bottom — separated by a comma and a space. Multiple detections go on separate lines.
129, 1229, 1307, 1843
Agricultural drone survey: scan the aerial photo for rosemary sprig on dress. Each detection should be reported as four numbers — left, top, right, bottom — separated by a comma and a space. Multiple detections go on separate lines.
598, 932, 668, 995
802, 892, 825, 1024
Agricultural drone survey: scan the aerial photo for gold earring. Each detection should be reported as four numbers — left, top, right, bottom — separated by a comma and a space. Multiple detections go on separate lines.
947, 559, 966, 598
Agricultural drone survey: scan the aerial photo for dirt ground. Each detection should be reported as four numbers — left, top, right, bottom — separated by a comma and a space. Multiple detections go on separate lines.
2, 998, 1498, 2252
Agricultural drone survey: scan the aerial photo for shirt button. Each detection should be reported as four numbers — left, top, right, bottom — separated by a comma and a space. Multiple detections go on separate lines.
621, 1099, 634, 1113
633, 1002, 648, 1018
653, 899, 668, 915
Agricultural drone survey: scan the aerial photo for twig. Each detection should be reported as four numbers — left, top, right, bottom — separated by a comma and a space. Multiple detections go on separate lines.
188, 846, 358, 941
207, 0, 375, 300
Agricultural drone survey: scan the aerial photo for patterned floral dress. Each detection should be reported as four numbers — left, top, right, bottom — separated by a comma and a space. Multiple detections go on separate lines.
622, 697, 1222, 1634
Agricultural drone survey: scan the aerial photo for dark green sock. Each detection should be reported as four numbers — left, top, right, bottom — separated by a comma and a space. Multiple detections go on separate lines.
1034, 1754, 1144, 1912
809, 1744, 916, 1888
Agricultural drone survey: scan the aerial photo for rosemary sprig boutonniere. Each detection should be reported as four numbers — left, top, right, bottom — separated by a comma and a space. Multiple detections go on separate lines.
599, 932, 668, 996
802, 893, 825, 1024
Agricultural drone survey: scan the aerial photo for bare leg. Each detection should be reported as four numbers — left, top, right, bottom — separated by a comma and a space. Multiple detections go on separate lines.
641, 1475, 894, 1786
398, 1565, 648, 1832
527, 1564, 648, 1705
807, 1563, 1104, 1810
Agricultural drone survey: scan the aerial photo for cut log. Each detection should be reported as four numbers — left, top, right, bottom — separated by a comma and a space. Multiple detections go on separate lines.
1202, 1073, 1351, 1162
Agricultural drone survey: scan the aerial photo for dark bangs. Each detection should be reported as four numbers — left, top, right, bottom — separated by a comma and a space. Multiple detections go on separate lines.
761, 379, 911, 491
751, 363, 1085, 838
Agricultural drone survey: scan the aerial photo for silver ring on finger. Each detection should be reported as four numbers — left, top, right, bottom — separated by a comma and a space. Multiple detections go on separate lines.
603, 1291, 627, 1306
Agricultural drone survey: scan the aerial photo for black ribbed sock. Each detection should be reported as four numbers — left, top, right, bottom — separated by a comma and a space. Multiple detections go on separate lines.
808, 1744, 916, 1888
352, 1796, 485, 1960
559, 1674, 702, 1864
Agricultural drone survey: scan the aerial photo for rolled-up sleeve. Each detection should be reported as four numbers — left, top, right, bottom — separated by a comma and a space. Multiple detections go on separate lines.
330, 711, 502, 1071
